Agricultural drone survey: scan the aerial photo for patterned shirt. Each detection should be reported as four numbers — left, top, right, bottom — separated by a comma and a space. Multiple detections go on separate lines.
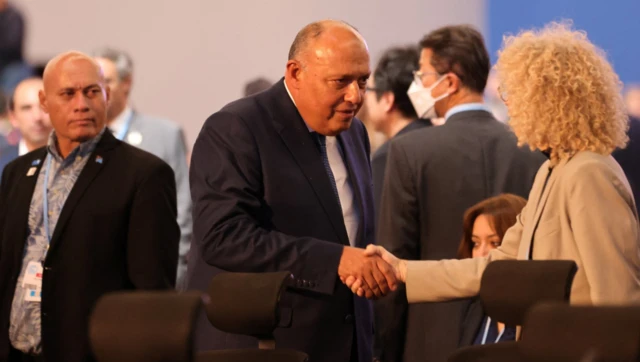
9, 129, 105, 354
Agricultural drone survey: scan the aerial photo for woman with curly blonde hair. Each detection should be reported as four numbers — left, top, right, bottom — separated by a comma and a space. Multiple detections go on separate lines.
348, 22, 640, 307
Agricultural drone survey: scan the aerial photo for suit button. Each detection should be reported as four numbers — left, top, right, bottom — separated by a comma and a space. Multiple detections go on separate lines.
344, 314, 354, 324
303, 280, 310, 287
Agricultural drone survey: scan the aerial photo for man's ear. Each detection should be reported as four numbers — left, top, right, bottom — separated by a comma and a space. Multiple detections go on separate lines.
381, 91, 395, 113
285, 59, 304, 89
445, 72, 462, 95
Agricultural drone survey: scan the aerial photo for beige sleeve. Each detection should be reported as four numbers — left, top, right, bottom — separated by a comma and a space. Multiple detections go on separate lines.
406, 201, 527, 303
567, 160, 640, 304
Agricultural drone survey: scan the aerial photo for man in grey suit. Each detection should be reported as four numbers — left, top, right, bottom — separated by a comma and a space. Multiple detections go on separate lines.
94, 48, 192, 289
376, 25, 546, 362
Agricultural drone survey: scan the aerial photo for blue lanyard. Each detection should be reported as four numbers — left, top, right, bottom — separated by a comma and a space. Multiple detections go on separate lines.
42, 154, 53, 260
480, 316, 505, 344
115, 112, 134, 141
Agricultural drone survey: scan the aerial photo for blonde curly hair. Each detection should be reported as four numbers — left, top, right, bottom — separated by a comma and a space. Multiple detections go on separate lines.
496, 21, 628, 164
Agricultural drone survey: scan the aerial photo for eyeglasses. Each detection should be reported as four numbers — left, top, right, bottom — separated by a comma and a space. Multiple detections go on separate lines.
413, 70, 440, 86
498, 85, 508, 102
365, 86, 377, 92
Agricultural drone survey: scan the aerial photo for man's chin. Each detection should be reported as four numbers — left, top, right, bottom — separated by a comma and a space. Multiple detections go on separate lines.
327, 119, 353, 136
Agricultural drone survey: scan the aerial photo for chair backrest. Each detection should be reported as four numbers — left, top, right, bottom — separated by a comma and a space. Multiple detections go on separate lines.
89, 291, 203, 362
520, 303, 640, 362
479, 260, 577, 326
205, 271, 292, 342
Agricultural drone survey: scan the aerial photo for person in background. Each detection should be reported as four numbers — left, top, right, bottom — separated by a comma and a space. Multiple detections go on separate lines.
1, 78, 52, 175
93, 47, 192, 289
354, 22, 640, 320
624, 84, 640, 119
613, 115, 640, 216
362, 45, 431, 216
456, 194, 526, 347
0, 0, 33, 95
0, 89, 10, 135
374, 24, 544, 362
243, 77, 273, 97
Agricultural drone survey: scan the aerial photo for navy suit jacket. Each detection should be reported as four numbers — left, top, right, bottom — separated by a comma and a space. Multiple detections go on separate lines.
188, 79, 375, 362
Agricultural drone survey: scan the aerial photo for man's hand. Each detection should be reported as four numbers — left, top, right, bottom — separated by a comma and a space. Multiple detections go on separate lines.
343, 245, 408, 298
338, 246, 398, 299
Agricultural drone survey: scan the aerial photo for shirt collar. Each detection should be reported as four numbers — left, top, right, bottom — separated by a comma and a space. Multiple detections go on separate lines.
444, 103, 491, 121
284, 81, 314, 133
108, 106, 133, 134
47, 127, 106, 162
18, 138, 29, 156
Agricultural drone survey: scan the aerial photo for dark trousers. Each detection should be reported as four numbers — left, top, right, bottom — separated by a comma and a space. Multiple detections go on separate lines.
351, 328, 359, 362
8, 346, 45, 362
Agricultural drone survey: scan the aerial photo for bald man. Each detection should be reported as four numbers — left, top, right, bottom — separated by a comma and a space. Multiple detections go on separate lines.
187, 20, 394, 362
0, 51, 179, 362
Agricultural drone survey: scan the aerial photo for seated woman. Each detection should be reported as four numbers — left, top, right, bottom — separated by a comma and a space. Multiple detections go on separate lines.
348, 22, 640, 309
456, 194, 526, 347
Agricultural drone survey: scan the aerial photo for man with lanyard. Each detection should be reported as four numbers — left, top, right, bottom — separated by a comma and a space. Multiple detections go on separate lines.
0, 51, 179, 362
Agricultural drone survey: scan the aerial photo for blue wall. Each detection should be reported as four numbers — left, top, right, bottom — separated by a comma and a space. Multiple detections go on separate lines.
488, 0, 640, 84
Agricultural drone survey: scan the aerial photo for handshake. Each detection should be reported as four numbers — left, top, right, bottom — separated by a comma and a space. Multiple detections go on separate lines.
338, 245, 408, 299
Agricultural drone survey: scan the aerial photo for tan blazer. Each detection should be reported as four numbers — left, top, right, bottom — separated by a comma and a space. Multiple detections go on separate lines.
406, 151, 640, 305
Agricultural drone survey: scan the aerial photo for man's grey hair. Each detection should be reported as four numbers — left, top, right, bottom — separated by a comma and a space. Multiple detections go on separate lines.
92, 47, 134, 80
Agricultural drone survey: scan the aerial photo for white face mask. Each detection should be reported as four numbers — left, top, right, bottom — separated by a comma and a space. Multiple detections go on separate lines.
407, 76, 449, 119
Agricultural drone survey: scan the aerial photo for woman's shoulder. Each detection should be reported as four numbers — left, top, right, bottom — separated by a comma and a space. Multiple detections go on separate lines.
562, 151, 631, 194
564, 151, 621, 175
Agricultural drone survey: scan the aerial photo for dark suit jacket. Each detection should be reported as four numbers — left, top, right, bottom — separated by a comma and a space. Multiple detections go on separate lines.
0, 139, 18, 179
371, 119, 432, 220
458, 298, 485, 347
187, 79, 375, 362
0, 131, 180, 362
613, 116, 640, 215
376, 110, 546, 362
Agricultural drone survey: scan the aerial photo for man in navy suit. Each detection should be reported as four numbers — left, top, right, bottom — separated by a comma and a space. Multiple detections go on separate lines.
187, 20, 396, 362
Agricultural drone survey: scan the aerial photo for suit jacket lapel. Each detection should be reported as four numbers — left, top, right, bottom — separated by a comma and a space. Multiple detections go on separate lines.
337, 132, 366, 247
48, 132, 119, 253
266, 80, 349, 245
11, 150, 48, 260
518, 158, 568, 258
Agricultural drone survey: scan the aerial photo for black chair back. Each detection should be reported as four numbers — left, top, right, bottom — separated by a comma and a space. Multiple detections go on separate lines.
90, 291, 203, 362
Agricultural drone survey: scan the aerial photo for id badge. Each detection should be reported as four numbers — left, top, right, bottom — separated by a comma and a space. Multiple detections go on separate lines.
22, 261, 43, 302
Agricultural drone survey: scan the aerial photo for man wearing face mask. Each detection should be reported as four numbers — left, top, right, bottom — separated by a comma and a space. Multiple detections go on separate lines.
375, 25, 545, 362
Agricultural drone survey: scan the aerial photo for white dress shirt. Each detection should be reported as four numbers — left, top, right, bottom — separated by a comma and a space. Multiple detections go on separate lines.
18, 139, 28, 156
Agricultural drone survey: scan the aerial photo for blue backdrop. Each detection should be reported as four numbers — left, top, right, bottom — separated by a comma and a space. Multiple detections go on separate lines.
488, 0, 640, 84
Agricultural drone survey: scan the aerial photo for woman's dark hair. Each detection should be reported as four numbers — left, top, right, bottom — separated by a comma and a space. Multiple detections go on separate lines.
457, 194, 527, 259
